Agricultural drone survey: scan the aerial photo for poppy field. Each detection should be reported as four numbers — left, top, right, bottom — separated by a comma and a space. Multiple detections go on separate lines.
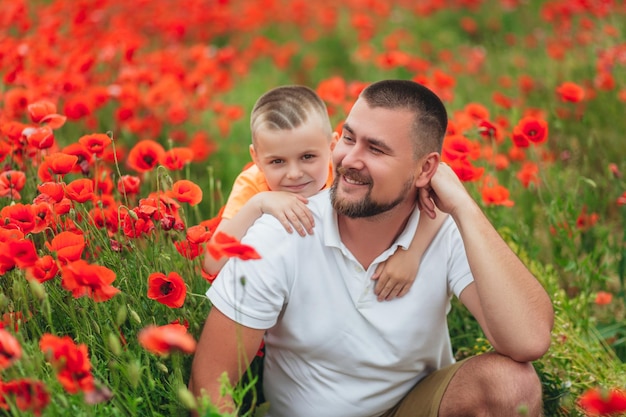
1, 0, 626, 415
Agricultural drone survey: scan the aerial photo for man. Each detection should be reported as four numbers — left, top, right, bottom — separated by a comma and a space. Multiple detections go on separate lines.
190, 80, 554, 417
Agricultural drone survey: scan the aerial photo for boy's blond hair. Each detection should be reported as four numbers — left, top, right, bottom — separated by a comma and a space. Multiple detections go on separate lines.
250, 85, 333, 144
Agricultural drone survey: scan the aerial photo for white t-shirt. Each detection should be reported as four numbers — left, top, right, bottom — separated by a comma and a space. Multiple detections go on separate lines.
207, 189, 474, 417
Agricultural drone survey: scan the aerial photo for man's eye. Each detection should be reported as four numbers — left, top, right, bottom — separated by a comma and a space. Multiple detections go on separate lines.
342, 135, 354, 143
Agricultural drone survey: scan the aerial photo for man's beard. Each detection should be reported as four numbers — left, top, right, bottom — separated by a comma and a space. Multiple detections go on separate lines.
330, 166, 414, 218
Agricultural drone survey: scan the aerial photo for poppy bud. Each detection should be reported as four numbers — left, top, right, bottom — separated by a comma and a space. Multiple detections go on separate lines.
116, 305, 128, 326
108, 332, 122, 356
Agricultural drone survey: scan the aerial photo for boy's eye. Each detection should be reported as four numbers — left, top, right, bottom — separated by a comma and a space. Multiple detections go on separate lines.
302, 154, 315, 160
269, 159, 284, 165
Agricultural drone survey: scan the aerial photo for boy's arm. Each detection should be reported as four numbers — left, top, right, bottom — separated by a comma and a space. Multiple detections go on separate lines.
372, 210, 447, 301
203, 191, 314, 275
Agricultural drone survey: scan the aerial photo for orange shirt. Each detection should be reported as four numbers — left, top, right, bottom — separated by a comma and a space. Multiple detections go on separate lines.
221, 162, 334, 220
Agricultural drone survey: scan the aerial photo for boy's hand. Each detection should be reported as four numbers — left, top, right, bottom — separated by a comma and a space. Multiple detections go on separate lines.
371, 248, 417, 301
255, 191, 315, 236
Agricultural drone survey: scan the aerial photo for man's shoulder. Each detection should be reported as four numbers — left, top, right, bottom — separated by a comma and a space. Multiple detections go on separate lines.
307, 189, 331, 214
245, 190, 331, 245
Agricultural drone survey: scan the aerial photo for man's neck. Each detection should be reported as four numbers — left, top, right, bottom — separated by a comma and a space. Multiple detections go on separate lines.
337, 201, 416, 269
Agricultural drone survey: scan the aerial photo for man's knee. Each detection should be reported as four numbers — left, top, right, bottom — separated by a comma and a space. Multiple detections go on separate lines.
441, 352, 543, 416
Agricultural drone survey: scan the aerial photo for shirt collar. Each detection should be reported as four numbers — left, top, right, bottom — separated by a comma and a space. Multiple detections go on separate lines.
321, 191, 421, 256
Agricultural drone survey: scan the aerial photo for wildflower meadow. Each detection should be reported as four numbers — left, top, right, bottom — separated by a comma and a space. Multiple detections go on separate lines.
1, 0, 625, 415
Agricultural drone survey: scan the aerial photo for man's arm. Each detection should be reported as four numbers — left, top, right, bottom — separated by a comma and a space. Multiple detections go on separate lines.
422, 163, 554, 362
189, 307, 265, 413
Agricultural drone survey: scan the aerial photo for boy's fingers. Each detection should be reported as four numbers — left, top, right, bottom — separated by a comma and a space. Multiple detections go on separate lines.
397, 286, 410, 298
279, 217, 294, 234
384, 285, 405, 301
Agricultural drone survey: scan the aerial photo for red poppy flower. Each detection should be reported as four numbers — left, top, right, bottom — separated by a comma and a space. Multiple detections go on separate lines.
78, 133, 112, 157
27, 99, 67, 129
44, 153, 79, 176
514, 116, 548, 145
576, 206, 599, 231
7, 239, 39, 269
28, 99, 57, 122
88, 204, 119, 233
137, 323, 196, 356
2, 88, 30, 119
147, 272, 187, 308
53, 198, 72, 216
0, 170, 26, 192
167, 179, 202, 206
206, 232, 261, 261
2, 311, 25, 333
0, 203, 36, 234
578, 387, 626, 415
62, 143, 92, 174
595, 291, 613, 306
64, 178, 95, 203
174, 240, 202, 260
31, 202, 54, 234
188, 131, 217, 162
618, 191, 626, 206
45, 231, 85, 263
0, 328, 22, 370
24, 125, 55, 150
39, 334, 95, 394
316, 76, 347, 106
0, 170, 26, 200
27, 255, 59, 283
443, 134, 481, 161
481, 177, 514, 207
117, 175, 141, 196
0, 378, 50, 416
60, 260, 119, 302
186, 224, 213, 244
556, 82, 585, 103
121, 209, 155, 238
63, 94, 94, 120
446, 158, 484, 182
516, 162, 540, 188
160, 147, 194, 171
127, 139, 165, 173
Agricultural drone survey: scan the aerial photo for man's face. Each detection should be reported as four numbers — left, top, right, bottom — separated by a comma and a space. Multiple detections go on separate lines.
330, 98, 418, 218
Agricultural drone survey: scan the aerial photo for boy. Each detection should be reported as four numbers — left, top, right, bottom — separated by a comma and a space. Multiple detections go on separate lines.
203, 85, 446, 301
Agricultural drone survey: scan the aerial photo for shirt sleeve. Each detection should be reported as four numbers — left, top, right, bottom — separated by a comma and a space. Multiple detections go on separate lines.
207, 215, 293, 329
220, 166, 265, 220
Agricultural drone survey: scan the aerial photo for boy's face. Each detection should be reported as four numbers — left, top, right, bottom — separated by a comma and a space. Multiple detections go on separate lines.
251, 117, 334, 197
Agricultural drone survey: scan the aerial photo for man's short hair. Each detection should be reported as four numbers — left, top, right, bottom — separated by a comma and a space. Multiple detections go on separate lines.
360, 80, 448, 158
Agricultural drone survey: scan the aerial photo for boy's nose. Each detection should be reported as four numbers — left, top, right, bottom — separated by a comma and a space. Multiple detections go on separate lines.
286, 165, 303, 179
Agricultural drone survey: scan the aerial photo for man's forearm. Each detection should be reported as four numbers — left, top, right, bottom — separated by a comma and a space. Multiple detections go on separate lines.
453, 200, 554, 360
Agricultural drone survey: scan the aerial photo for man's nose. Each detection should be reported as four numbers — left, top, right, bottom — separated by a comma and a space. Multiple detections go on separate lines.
338, 144, 365, 170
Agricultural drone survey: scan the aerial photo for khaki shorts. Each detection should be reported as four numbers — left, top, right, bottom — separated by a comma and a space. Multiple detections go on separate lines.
380, 359, 468, 417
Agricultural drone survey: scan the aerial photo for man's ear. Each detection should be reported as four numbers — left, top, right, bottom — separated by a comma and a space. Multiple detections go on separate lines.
330, 132, 339, 151
413, 152, 441, 188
